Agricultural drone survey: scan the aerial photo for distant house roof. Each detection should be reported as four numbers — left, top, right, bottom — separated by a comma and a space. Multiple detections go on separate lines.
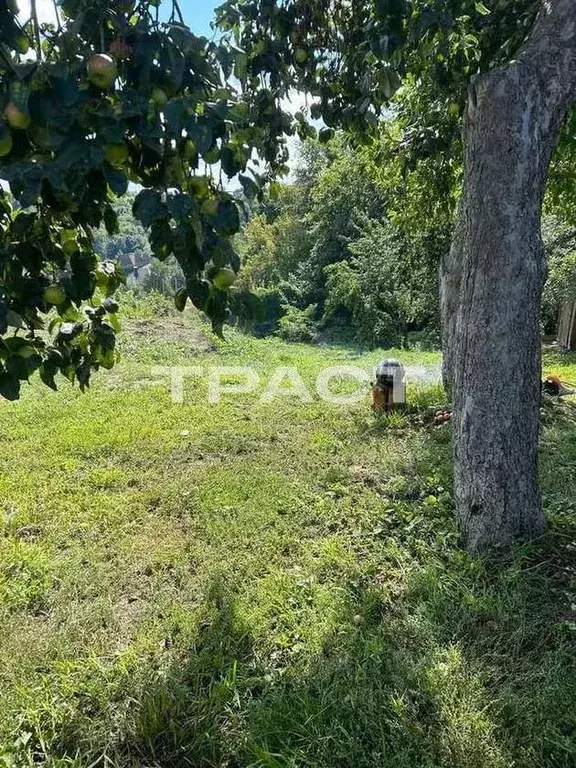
118, 252, 150, 271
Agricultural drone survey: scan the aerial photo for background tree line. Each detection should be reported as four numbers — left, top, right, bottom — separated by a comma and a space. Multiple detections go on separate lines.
99, 134, 576, 350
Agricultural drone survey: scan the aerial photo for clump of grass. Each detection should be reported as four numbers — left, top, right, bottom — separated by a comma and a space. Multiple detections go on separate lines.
116, 287, 176, 319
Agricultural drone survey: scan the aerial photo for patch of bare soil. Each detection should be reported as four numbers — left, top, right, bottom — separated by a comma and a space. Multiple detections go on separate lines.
123, 316, 217, 352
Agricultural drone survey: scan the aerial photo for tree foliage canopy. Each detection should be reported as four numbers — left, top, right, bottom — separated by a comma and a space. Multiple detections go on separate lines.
0, 0, 295, 398
218, 0, 576, 219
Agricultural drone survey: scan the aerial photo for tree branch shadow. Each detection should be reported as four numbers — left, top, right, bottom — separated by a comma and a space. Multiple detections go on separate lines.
124, 511, 576, 768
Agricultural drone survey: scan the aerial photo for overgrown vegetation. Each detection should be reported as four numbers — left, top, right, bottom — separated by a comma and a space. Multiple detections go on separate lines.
542, 216, 576, 334
93, 140, 576, 351
233, 139, 447, 347
0, 305, 574, 767
1, 0, 576, 762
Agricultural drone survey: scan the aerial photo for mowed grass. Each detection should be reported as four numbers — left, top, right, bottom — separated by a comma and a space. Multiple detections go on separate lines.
0, 309, 575, 767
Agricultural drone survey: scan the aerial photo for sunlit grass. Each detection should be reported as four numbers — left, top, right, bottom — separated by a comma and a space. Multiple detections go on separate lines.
0, 311, 574, 767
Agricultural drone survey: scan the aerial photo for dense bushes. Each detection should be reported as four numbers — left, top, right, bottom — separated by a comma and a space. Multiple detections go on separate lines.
234, 138, 447, 348
323, 217, 446, 347
278, 304, 318, 343
232, 144, 576, 349
94, 145, 576, 349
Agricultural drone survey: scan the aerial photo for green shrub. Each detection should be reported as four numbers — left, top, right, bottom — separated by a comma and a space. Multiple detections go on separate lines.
277, 304, 319, 343
323, 218, 445, 348
116, 287, 175, 319
252, 287, 285, 336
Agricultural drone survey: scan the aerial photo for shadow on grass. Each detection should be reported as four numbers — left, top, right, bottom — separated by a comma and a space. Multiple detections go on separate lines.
124, 528, 576, 764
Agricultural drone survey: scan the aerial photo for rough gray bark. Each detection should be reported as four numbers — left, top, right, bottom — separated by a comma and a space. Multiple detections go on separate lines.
443, 0, 576, 552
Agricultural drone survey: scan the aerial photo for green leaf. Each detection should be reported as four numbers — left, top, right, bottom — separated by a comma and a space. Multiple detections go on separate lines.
269, 181, 282, 201
39, 362, 58, 391
101, 297, 119, 314
104, 166, 128, 197
0, 371, 20, 400
187, 120, 213, 155
108, 313, 121, 333
103, 206, 119, 235
185, 277, 210, 310
164, 98, 186, 136
475, 2, 490, 15
6, 355, 30, 381
206, 288, 229, 337
214, 200, 240, 236
239, 174, 260, 200
166, 193, 193, 219
133, 189, 167, 229
149, 219, 174, 260
6, 309, 24, 328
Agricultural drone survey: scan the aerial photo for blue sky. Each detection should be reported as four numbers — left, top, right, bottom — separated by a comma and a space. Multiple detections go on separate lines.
28, 0, 222, 38
165, 0, 220, 37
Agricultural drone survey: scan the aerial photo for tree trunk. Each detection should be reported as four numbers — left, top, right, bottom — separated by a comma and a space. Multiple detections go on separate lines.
443, 0, 576, 552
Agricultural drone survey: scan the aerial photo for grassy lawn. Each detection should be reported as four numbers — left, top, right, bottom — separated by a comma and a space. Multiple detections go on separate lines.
0, 310, 575, 767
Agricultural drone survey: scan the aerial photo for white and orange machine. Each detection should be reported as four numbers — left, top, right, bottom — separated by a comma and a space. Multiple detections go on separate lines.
371, 359, 406, 413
